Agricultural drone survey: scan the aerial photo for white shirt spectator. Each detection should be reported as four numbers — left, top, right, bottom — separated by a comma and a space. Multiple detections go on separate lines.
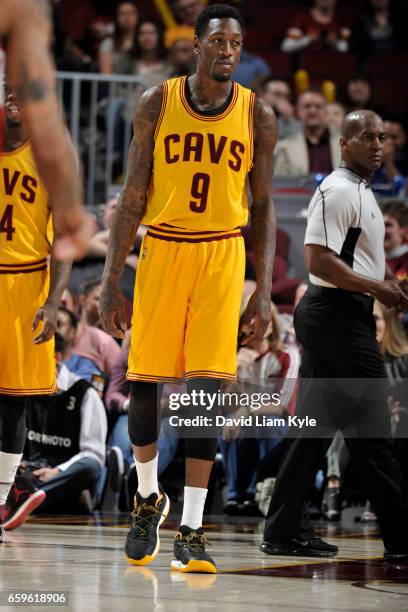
56, 365, 107, 471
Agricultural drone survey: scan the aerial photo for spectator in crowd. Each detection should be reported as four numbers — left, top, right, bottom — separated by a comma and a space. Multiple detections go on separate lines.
219, 302, 299, 516
129, 19, 169, 88
258, 76, 302, 139
233, 48, 271, 90
371, 133, 406, 197
342, 76, 378, 113
327, 101, 345, 131
382, 200, 408, 279
1, 334, 107, 529
167, 34, 196, 77
98, 1, 139, 75
281, 0, 350, 54
86, 196, 139, 271
73, 279, 122, 379
124, 19, 170, 121
351, 0, 406, 63
105, 331, 179, 473
274, 89, 341, 176
165, 0, 203, 49
57, 306, 102, 382
385, 118, 408, 176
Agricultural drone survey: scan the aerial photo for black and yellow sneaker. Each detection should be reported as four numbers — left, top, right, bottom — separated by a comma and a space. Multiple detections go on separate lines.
171, 525, 217, 574
125, 488, 170, 566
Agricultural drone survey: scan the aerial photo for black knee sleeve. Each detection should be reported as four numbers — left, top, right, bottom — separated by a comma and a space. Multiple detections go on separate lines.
128, 382, 163, 446
184, 378, 219, 461
0, 396, 27, 454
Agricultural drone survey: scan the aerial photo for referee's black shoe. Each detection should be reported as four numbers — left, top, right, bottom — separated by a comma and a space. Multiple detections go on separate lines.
125, 487, 170, 566
171, 525, 217, 573
383, 551, 408, 564
261, 537, 338, 558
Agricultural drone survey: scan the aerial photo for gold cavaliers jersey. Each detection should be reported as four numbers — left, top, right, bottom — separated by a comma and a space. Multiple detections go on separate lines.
142, 76, 255, 231
0, 141, 52, 271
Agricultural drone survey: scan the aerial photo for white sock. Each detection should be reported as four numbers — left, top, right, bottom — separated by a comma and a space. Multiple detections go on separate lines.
181, 486, 208, 530
0, 451, 22, 505
135, 454, 159, 498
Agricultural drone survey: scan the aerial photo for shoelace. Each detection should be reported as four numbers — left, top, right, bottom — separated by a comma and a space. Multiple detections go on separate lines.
130, 500, 164, 537
177, 531, 212, 552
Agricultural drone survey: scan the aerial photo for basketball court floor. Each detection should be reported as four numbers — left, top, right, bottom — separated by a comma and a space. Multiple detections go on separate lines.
1, 513, 407, 611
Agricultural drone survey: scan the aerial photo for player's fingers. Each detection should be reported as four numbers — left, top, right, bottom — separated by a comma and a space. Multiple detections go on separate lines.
32, 309, 44, 332
101, 310, 124, 339
33, 320, 55, 344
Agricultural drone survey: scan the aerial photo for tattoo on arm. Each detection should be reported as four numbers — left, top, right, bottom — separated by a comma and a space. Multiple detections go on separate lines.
249, 97, 278, 292
102, 86, 163, 284
17, 59, 49, 101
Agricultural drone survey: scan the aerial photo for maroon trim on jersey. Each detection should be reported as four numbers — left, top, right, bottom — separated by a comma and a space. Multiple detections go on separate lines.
150, 225, 239, 236
146, 230, 242, 243
0, 264, 47, 274
0, 257, 47, 268
180, 76, 239, 122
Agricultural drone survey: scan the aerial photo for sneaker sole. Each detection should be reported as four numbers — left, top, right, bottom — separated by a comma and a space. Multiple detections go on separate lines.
170, 559, 217, 574
260, 543, 338, 558
2, 490, 46, 530
125, 493, 170, 566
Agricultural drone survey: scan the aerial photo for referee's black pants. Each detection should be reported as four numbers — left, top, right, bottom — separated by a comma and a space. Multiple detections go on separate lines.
264, 286, 408, 552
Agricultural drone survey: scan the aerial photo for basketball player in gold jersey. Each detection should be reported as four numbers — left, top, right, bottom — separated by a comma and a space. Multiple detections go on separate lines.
100, 4, 277, 573
0, 83, 72, 538
0, 0, 93, 259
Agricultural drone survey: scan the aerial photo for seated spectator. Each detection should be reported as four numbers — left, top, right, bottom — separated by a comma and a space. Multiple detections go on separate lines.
233, 49, 271, 90
258, 76, 302, 139
125, 20, 170, 118
327, 101, 345, 131
74, 279, 122, 378
381, 200, 408, 279
351, 0, 406, 63
1, 334, 107, 529
98, 1, 139, 75
385, 118, 408, 176
219, 302, 300, 516
281, 0, 350, 54
274, 89, 341, 176
165, 0, 202, 47
57, 306, 102, 383
167, 34, 196, 77
342, 76, 381, 114
105, 331, 179, 473
371, 135, 406, 197
86, 195, 139, 271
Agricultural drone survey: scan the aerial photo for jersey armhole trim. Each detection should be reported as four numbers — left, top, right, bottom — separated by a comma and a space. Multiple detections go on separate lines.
154, 81, 168, 141
248, 91, 256, 169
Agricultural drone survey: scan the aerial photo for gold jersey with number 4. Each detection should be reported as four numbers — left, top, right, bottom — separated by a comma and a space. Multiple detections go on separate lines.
0, 141, 55, 395
128, 78, 255, 383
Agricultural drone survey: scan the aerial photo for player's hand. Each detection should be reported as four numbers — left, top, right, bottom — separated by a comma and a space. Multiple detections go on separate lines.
52, 212, 97, 261
99, 280, 128, 339
372, 280, 408, 310
239, 289, 272, 345
32, 302, 58, 344
32, 467, 60, 481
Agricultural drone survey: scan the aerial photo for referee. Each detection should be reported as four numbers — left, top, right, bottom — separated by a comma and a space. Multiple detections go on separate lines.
261, 111, 408, 562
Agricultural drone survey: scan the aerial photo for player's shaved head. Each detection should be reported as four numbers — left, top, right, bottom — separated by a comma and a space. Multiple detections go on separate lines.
341, 110, 382, 139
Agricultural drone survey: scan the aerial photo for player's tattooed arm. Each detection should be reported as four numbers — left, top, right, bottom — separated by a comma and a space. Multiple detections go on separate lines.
242, 98, 277, 343
100, 85, 163, 338
33, 213, 73, 344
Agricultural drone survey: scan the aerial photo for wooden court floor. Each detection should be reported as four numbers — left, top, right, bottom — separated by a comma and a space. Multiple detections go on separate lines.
1, 513, 407, 611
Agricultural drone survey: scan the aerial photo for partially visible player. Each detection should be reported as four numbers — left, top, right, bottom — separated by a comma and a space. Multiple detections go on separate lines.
0, 0, 93, 259
0, 83, 73, 539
